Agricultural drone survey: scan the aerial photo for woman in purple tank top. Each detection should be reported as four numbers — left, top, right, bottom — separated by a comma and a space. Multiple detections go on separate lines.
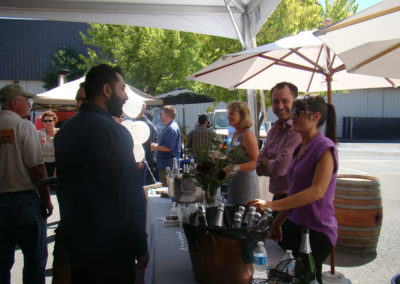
248, 95, 338, 283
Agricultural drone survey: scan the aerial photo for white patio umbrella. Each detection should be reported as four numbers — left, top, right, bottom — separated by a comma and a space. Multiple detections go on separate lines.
33, 77, 162, 111
187, 30, 400, 103
314, 0, 400, 79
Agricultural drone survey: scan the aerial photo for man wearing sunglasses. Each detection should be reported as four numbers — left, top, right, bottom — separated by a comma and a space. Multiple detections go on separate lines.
256, 82, 302, 203
0, 84, 54, 283
54, 64, 148, 283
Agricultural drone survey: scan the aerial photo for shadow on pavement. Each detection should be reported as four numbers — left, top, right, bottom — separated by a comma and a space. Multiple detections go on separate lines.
324, 250, 377, 267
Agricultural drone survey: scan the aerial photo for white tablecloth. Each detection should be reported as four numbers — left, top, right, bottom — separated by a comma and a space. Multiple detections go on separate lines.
144, 191, 285, 284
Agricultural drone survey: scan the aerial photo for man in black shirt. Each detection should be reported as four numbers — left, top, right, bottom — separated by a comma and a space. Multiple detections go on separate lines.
55, 64, 148, 283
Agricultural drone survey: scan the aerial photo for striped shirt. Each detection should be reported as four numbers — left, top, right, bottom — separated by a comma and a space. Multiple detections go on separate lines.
256, 118, 301, 195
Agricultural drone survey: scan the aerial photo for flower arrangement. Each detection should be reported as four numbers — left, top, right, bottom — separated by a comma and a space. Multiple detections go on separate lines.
190, 137, 246, 204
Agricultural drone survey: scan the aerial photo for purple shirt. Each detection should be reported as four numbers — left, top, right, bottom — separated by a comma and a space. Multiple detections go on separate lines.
287, 132, 338, 246
256, 119, 301, 195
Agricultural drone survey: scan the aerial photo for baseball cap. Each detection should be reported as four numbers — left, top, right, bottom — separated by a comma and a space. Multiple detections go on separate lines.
0, 84, 35, 102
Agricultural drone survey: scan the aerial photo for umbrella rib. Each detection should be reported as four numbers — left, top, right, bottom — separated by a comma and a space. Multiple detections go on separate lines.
233, 49, 320, 89
332, 64, 346, 73
290, 48, 325, 72
384, 77, 395, 87
193, 54, 260, 78
324, 5, 400, 33
349, 42, 400, 73
306, 45, 324, 92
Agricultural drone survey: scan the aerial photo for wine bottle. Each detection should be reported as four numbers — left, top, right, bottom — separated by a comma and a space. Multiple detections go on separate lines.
296, 228, 316, 284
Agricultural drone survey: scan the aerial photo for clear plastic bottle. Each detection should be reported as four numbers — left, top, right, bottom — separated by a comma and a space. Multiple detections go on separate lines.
172, 157, 180, 176
213, 203, 225, 227
243, 206, 256, 227
253, 241, 268, 279
232, 212, 243, 228
279, 249, 296, 277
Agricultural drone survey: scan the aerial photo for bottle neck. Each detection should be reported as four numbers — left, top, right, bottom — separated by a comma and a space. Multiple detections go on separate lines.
299, 231, 312, 254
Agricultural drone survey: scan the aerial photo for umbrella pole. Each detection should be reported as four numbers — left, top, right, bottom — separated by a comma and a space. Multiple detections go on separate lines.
327, 74, 332, 104
182, 104, 185, 134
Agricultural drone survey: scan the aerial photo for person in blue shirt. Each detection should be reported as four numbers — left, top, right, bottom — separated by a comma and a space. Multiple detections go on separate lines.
54, 64, 148, 283
150, 105, 181, 186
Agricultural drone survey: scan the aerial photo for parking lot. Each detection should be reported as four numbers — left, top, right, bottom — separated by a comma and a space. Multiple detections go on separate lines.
10, 142, 400, 283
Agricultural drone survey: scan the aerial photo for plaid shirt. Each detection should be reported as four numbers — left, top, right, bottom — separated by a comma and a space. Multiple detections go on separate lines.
187, 125, 216, 156
256, 118, 301, 195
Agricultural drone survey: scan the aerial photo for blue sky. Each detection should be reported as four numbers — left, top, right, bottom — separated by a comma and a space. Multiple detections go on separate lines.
319, 0, 382, 12
356, 0, 382, 11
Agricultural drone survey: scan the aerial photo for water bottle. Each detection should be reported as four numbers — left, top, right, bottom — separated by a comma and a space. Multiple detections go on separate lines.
213, 203, 224, 228
232, 212, 243, 228
250, 212, 262, 226
296, 228, 316, 284
172, 157, 180, 176
243, 206, 256, 227
279, 249, 296, 278
182, 164, 190, 178
253, 241, 268, 279
165, 167, 173, 178
237, 206, 246, 216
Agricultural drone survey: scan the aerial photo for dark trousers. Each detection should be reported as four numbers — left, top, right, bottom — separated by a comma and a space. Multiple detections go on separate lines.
0, 191, 47, 284
44, 162, 56, 177
280, 220, 333, 284
52, 224, 71, 284
70, 254, 135, 284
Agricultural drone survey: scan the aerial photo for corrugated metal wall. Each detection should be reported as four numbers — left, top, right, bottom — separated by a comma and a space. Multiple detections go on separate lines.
333, 88, 400, 137
0, 80, 46, 94
172, 88, 400, 138
0, 19, 89, 81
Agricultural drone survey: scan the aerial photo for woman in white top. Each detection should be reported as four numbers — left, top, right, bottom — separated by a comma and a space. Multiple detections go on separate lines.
38, 110, 59, 178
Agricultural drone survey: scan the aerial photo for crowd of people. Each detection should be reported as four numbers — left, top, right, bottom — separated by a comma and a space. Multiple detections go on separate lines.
0, 62, 338, 284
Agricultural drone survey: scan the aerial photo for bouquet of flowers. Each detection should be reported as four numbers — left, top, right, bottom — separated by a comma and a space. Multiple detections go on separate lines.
190, 137, 232, 204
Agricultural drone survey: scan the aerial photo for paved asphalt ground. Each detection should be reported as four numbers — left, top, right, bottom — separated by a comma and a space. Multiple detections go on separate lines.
10, 143, 400, 284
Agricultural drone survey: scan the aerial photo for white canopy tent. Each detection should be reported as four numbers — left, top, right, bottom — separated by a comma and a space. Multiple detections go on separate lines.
0, 0, 283, 129
33, 77, 162, 111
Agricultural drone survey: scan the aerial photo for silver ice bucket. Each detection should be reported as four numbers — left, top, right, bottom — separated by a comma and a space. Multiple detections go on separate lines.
167, 177, 204, 203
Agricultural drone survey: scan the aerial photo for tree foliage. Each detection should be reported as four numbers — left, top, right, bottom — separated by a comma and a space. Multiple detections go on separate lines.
78, 0, 358, 104
42, 47, 85, 90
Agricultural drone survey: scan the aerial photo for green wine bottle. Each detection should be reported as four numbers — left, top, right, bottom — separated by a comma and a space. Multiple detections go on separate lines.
296, 228, 316, 284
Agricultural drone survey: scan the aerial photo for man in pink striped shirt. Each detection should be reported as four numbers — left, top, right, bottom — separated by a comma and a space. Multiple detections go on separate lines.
256, 82, 301, 201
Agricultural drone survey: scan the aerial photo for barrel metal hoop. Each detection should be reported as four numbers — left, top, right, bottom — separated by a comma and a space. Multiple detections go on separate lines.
338, 225, 382, 232
335, 186, 380, 192
336, 241, 377, 248
334, 203, 383, 209
335, 194, 382, 200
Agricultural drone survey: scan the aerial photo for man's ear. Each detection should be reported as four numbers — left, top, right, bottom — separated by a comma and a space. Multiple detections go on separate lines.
102, 83, 112, 99
9, 98, 18, 109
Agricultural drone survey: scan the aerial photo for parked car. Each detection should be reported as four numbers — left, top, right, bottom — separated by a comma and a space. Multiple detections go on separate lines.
207, 109, 270, 148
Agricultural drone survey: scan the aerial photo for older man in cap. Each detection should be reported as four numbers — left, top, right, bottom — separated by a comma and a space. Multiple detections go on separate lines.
0, 84, 53, 284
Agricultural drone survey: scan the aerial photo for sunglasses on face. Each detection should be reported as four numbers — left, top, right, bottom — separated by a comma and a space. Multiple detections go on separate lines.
291, 108, 315, 117
43, 120, 53, 123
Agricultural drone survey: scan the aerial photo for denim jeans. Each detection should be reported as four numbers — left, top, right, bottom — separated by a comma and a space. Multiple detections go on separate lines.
0, 191, 47, 284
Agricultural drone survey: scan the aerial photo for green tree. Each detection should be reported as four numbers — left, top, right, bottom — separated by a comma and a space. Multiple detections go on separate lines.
42, 47, 85, 90
78, 0, 357, 105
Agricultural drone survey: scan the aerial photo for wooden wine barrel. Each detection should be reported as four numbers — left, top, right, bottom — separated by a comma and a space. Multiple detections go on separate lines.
334, 174, 383, 253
